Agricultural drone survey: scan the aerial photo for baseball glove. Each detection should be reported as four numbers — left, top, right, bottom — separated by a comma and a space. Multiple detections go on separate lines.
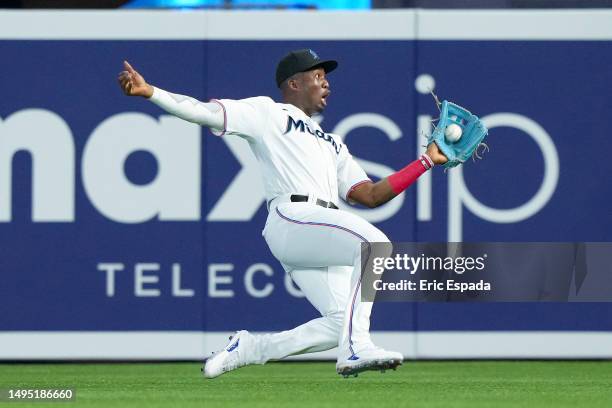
428, 97, 489, 169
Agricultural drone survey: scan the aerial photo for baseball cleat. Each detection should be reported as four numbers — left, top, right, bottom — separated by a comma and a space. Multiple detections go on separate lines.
202, 330, 255, 379
336, 347, 403, 378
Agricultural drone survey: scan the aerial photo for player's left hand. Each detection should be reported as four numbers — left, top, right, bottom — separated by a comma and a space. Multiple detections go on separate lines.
426, 142, 448, 165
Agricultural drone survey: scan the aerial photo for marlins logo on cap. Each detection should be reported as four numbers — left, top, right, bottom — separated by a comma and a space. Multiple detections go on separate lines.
275, 49, 338, 87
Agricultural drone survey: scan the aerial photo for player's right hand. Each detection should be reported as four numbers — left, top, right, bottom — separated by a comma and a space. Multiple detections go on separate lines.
426, 142, 449, 165
118, 60, 154, 98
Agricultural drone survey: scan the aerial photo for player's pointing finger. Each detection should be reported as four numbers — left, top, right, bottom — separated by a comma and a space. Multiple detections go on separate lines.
124, 60, 135, 73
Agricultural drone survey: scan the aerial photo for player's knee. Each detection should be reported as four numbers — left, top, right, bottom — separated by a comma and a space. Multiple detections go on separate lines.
377, 231, 391, 244
325, 310, 344, 331
366, 226, 390, 245
322, 305, 344, 332
365, 229, 392, 259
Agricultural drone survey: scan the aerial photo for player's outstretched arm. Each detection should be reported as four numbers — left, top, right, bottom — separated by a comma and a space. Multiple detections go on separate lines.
349, 143, 447, 208
117, 60, 224, 131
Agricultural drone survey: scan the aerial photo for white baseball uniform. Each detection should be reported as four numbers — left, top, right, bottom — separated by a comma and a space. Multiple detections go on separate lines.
150, 87, 392, 362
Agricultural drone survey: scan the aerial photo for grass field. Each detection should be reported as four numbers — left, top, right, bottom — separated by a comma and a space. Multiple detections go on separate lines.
1, 361, 612, 408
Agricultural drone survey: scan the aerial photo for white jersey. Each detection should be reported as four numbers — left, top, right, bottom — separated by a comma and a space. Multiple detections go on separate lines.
213, 96, 369, 205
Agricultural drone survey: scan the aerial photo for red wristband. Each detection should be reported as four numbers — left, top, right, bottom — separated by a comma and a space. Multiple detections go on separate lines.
387, 154, 434, 194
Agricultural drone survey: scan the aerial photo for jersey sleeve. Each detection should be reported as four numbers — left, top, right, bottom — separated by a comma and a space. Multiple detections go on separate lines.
336, 141, 371, 204
210, 96, 272, 143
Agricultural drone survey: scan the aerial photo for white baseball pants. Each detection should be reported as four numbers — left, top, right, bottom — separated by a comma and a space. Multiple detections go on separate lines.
250, 198, 390, 363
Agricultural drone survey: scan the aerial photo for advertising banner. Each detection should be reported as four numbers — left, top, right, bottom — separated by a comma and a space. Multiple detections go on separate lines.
1, 10, 611, 358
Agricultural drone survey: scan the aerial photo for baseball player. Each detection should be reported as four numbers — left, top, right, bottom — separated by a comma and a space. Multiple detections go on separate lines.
118, 49, 448, 378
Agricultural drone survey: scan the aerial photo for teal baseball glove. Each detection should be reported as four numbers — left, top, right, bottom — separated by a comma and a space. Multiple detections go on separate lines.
428, 98, 489, 169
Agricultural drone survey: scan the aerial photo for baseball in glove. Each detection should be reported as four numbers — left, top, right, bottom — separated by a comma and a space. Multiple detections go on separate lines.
428, 95, 489, 169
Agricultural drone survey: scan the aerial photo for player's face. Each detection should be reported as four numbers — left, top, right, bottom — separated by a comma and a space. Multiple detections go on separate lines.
300, 68, 330, 114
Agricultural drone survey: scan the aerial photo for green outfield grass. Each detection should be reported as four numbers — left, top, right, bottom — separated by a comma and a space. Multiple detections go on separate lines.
1, 361, 611, 408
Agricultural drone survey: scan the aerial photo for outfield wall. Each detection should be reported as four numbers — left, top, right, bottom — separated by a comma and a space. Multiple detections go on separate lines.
1, 9, 612, 360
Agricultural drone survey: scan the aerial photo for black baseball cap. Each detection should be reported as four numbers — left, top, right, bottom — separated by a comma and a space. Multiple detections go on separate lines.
275, 49, 338, 87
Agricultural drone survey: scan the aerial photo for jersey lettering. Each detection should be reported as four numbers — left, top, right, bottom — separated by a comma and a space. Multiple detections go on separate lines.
283, 114, 341, 154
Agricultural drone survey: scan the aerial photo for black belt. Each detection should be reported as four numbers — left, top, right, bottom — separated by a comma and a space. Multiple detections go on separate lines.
290, 194, 339, 210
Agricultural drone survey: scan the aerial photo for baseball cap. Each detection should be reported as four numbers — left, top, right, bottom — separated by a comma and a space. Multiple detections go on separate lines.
275, 49, 338, 87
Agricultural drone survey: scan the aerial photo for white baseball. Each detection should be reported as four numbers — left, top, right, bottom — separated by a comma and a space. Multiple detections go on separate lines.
445, 123, 463, 143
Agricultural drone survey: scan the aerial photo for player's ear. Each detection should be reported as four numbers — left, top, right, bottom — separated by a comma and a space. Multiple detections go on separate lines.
287, 78, 299, 91
286, 72, 303, 91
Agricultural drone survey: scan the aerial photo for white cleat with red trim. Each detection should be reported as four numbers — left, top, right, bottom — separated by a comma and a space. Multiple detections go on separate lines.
336, 347, 403, 378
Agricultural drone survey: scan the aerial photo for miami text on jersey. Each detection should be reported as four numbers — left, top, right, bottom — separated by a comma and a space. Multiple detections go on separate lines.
284, 115, 342, 154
